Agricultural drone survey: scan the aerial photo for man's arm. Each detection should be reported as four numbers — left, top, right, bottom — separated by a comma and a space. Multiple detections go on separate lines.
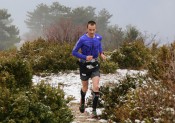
72, 39, 86, 60
98, 38, 106, 60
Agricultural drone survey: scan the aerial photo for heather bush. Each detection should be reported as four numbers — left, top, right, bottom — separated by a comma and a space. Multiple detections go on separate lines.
100, 73, 175, 122
111, 40, 151, 69
148, 42, 175, 80
100, 60, 118, 74
100, 74, 144, 121
148, 41, 175, 92
0, 82, 73, 123
0, 50, 32, 89
18, 38, 78, 73
115, 79, 175, 123
0, 71, 16, 90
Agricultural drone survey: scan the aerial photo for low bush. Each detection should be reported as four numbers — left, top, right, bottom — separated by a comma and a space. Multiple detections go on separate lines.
115, 79, 175, 123
0, 81, 73, 123
111, 40, 151, 70
148, 42, 175, 82
18, 38, 78, 73
148, 42, 175, 94
0, 50, 32, 89
100, 60, 118, 74
100, 73, 175, 122
100, 74, 142, 121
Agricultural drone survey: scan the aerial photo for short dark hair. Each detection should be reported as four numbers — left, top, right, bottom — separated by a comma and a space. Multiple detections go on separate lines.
87, 20, 96, 28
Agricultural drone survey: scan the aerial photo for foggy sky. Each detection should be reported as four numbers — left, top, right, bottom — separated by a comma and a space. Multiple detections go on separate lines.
0, 0, 175, 44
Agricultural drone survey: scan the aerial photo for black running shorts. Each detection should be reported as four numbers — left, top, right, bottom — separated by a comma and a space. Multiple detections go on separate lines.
79, 61, 100, 81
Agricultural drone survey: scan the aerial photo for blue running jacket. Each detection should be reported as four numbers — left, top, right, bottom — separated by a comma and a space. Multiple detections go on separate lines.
72, 33, 103, 60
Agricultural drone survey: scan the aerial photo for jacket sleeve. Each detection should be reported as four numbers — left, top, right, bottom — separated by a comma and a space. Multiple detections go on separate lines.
98, 36, 103, 54
72, 39, 86, 60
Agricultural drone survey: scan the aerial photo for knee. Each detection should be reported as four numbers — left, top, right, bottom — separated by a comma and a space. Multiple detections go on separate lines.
82, 87, 88, 92
93, 85, 99, 92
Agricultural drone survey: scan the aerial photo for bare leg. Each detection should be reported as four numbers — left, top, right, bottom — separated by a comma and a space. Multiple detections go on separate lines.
81, 80, 88, 92
92, 76, 100, 92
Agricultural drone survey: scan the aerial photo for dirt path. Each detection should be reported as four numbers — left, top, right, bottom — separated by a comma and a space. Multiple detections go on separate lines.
70, 102, 107, 123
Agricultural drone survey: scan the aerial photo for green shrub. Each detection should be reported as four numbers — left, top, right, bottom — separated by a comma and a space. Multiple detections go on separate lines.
100, 73, 175, 122
0, 50, 32, 89
0, 71, 16, 90
100, 74, 143, 121
100, 60, 118, 74
111, 40, 151, 69
0, 82, 73, 123
115, 79, 175, 123
18, 38, 78, 73
148, 42, 175, 83
148, 42, 175, 97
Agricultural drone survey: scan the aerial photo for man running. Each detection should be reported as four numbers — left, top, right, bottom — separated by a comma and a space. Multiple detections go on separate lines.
72, 20, 106, 118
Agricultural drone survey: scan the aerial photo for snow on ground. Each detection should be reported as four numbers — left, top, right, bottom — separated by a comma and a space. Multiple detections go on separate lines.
32, 69, 147, 116
32, 69, 146, 102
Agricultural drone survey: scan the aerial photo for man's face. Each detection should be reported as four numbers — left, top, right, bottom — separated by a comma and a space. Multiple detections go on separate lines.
87, 24, 96, 38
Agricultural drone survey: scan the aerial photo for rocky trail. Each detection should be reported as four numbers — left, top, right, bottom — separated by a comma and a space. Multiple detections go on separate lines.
70, 102, 107, 123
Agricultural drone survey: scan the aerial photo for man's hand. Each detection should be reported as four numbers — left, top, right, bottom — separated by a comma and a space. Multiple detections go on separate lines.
86, 55, 93, 61
100, 53, 106, 60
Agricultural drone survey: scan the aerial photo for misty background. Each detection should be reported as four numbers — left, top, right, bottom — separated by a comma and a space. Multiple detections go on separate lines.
1, 1, 175, 122
0, 0, 175, 45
